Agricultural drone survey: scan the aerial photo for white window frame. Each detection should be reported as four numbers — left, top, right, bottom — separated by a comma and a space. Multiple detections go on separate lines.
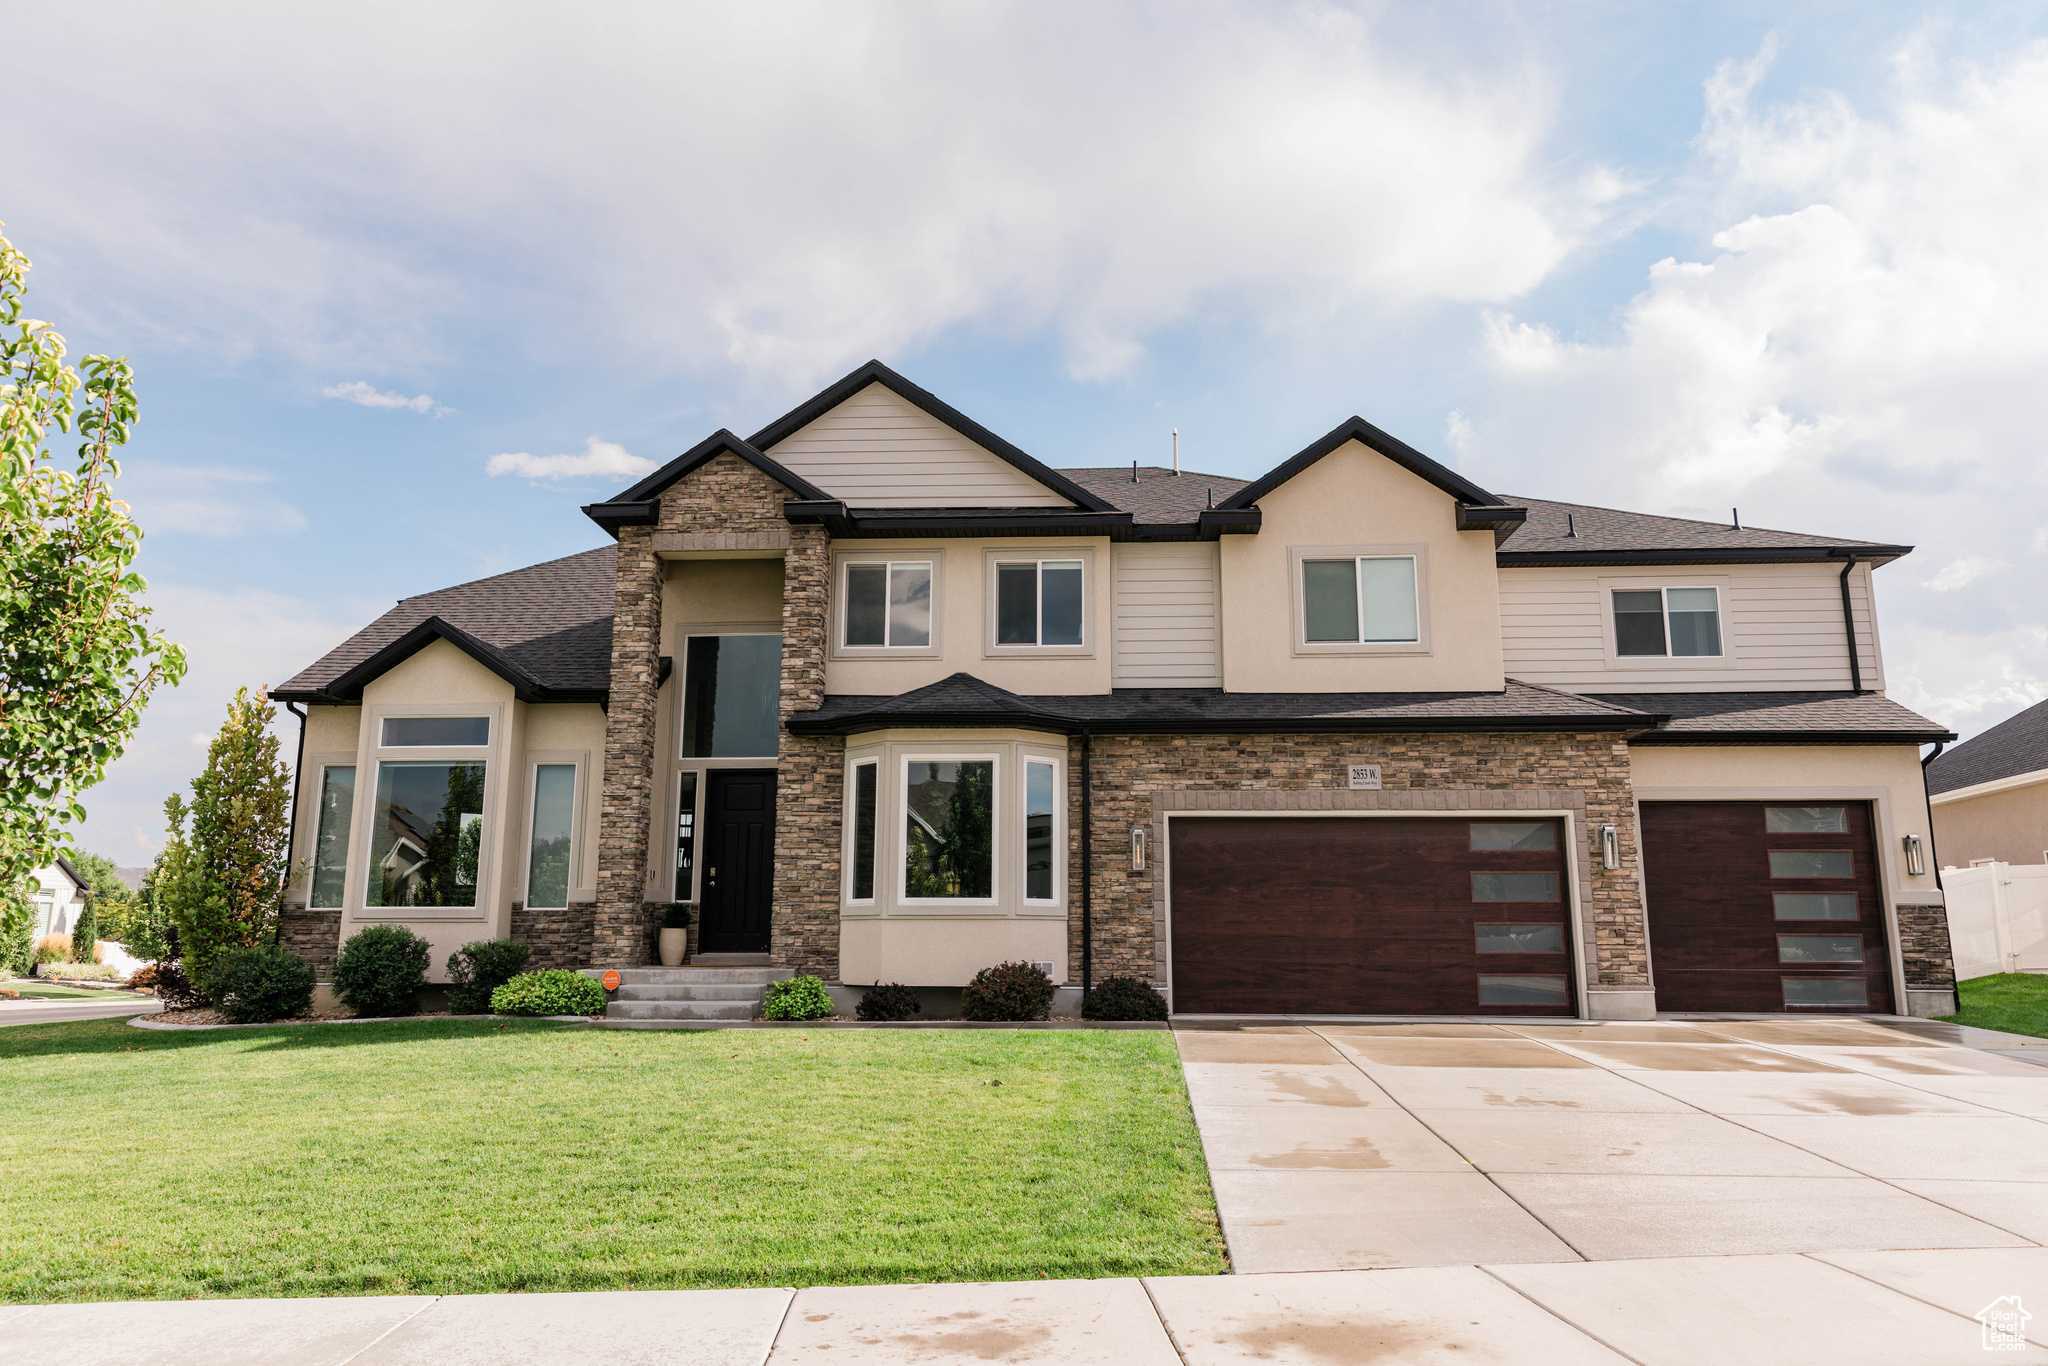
520, 755, 586, 911
1597, 576, 1737, 671
357, 706, 502, 921
1021, 754, 1063, 906
676, 631, 784, 760
843, 755, 881, 908
308, 761, 358, 911
983, 546, 1096, 658
1288, 543, 1431, 656
832, 549, 944, 660
897, 751, 1002, 908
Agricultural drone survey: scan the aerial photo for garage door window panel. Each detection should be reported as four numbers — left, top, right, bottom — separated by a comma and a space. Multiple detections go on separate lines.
1774, 893, 1859, 921
1476, 924, 1565, 953
1471, 822, 1556, 851
1784, 977, 1869, 1008
1770, 850, 1855, 879
1473, 872, 1560, 902
1767, 806, 1850, 834
1479, 975, 1570, 1006
1778, 934, 1863, 964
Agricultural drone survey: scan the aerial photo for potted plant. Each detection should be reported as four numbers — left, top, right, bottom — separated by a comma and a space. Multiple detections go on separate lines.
657, 903, 693, 967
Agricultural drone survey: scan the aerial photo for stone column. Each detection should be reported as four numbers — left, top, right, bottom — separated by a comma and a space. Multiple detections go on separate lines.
591, 526, 663, 966
771, 524, 842, 978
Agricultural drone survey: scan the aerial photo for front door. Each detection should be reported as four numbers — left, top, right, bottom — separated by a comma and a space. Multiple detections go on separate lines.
698, 769, 776, 954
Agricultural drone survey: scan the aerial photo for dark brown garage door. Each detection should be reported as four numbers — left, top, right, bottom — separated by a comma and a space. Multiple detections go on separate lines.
1642, 801, 1893, 1013
1168, 816, 1576, 1016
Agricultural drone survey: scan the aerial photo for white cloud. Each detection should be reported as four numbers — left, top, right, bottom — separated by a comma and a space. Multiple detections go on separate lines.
1454, 36, 2048, 741
0, 2, 1614, 386
118, 463, 308, 537
322, 380, 448, 415
1923, 556, 2004, 593
486, 437, 657, 482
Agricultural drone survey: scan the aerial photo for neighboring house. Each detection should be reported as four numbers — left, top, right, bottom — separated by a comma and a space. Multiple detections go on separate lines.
1927, 696, 2048, 868
25, 859, 89, 941
274, 360, 1958, 1018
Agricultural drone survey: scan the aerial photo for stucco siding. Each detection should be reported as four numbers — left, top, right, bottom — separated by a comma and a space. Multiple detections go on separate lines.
762, 382, 1071, 508
1500, 562, 1885, 693
1113, 542, 1222, 687
1933, 776, 2048, 868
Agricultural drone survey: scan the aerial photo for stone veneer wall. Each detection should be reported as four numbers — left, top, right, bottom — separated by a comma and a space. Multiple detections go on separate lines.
513, 901, 596, 971
1897, 903, 1957, 990
1075, 730, 1649, 994
773, 522, 842, 979
277, 903, 341, 979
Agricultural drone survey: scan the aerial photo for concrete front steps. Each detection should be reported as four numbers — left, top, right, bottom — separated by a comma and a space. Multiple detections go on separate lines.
593, 965, 793, 1021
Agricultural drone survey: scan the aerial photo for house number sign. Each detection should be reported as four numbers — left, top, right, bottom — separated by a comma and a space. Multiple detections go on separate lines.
1346, 763, 1382, 790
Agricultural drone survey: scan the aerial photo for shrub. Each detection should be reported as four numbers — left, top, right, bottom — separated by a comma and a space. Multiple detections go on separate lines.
660, 903, 693, 930
34, 933, 71, 965
332, 924, 431, 1017
446, 939, 531, 1015
129, 963, 159, 992
0, 917, 32, 976
764, 975, 834, 1020
208, 944, 315, 1023
70, 899, 100, 964
152, 960, 206, 1010
491, 969, 606, 1016
856, 982, 922, 1022
37, 961, 121, 981
961, 960, 1055, 1022
1081, 974, 1170, 1021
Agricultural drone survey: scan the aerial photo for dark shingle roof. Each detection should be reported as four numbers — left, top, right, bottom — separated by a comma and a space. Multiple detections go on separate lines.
1498, 497, 1907, 561
1057, 467, 1252, 524
789, 674, 1657, 736
275, 547, 616, 703
1926, 696, 2048, 794
1590, 691, 1954, 744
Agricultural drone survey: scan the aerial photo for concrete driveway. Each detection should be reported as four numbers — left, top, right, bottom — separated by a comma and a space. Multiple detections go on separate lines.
1177, 1017, 2048, 1273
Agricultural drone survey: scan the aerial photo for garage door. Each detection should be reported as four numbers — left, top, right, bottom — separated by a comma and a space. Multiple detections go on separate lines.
1641, 801, 1893, 1013
1168, 816, 1576, 1015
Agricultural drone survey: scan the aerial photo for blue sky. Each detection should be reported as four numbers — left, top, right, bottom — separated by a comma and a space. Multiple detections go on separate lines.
6, 1, 2046, 863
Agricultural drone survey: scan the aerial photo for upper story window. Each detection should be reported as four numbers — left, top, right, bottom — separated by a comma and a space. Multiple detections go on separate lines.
681, 634, 781, 758
1288, 544, 1429, 657
1613, 587, 1722, 657
996, 559, 1084, 646
382, 716, 488, 747
844, 561, 932, 648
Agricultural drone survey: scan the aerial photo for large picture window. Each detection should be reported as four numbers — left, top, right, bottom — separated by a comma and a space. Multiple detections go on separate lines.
903, 759, 994, 900
311, 765, 355, 908
1303, 555, 1419, 644
996, 560, 1084, 646
525, 764, 575, 910
366, 761, 487, 908
1613, 587, 1723, 657
681, 635, 781, 758
844, 561, 932, 648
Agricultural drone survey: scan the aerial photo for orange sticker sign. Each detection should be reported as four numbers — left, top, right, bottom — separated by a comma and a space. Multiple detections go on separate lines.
601, 970, 621, 991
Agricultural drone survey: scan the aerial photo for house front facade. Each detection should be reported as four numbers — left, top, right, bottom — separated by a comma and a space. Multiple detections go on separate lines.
275, 361, 1959, 1019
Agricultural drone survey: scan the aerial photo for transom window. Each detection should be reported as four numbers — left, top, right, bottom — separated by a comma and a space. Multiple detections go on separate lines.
381, 716, 489, 747
1613, 587, 1722, 657
996, 560, 1084, 647
681, 635, 781, 758
844, 561, 932, 648
1304, 556, 1418, 644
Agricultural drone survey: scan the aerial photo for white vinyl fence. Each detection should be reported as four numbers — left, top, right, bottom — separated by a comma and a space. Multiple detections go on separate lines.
1944, 861, 2048, 981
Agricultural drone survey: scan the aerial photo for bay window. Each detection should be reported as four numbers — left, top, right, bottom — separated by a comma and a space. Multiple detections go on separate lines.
311, 765, 355, 908
1025, 760, 1057, 901
849, 760, 878, 902
904, 759, 995, 900
366, 760, 487, 908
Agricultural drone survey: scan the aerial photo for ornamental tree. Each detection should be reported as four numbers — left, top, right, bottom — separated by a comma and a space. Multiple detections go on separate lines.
156, 687, 298, 990
0, 223, 186, 942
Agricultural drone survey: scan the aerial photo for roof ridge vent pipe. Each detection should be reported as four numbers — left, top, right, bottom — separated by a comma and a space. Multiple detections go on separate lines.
1132, 460, 1139, 484
1838, 554, 1864, 695
1732, 508, 1742, 530
1172, 428, 1180, 475
1565, 513, 1577, 538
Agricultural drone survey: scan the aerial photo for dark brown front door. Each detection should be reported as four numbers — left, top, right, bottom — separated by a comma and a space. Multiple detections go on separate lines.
1642, 801, 1893, 1013
699, 770, 776, 954
1168, 816, 1576, 1015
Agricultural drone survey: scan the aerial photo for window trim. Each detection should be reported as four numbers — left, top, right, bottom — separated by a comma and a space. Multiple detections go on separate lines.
832, 548, 945, 660
897, 751, 1002, 907
677, 631, 784, 760
1288, 543, 1431, 656
982, 546, 1096, 658
1597, 575, 1737, 671
520, 757, 583, 912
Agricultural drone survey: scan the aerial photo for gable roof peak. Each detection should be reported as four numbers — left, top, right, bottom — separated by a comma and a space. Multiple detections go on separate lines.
1219, 414, 1507, 513
583, 428, 831, 537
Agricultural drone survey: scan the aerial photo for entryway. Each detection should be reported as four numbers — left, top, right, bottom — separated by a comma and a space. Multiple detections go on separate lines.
1168, 816, 1577, 1016
697, 769, 776, 955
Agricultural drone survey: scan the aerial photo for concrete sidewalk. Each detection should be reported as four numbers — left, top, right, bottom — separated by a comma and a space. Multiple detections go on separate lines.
6, 1250, 2046, 1364
0, 995, 159, 1028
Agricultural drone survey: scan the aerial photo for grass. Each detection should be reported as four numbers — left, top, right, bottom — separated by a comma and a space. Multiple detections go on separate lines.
0, 1018, 1224, 1302
0, 981, 131, 1000
1940, 973, 2048, 1040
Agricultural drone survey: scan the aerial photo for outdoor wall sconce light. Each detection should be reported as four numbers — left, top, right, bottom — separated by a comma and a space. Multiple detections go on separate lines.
1131, 826, 1148, 872
1903, 834, 1927, 877
1600, 825, 1620, 870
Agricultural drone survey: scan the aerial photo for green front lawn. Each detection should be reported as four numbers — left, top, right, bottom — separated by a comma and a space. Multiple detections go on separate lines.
0, 981, 135, 1000
0, 1019, 1224, 1301
1941, 973, 2048, 1040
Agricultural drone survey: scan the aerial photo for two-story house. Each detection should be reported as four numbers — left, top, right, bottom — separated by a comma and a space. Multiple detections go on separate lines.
275, 361, 1958, 1020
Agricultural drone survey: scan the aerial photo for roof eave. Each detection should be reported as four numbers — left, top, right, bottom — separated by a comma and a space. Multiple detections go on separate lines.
1497, 545, 1913, 568
1629, 728, 1957, 747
